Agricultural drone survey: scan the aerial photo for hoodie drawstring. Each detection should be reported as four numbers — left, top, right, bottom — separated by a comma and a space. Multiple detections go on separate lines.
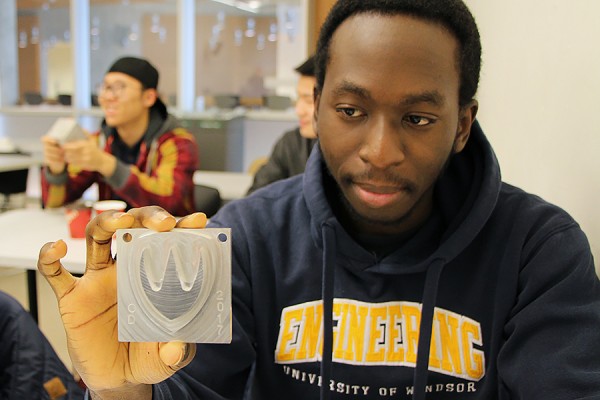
319, 224, 446, 400
412, 258, 446, 400
320, 224, 336, 400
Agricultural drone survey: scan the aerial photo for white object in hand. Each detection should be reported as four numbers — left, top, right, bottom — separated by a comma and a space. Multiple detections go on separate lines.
46, 118, 87, 144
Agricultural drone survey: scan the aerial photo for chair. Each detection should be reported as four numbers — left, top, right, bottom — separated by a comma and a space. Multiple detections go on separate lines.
247, 156, 268, 175
194, 184, 222, 218
0, 169, 29, 212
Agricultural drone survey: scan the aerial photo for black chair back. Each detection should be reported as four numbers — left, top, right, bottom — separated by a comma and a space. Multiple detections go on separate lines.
194, 184, 222, 218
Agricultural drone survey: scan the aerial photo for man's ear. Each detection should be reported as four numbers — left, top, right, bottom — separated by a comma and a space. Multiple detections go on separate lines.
313, 88, 321, 137
143, 88, 159, 109
453, 100, 478, 154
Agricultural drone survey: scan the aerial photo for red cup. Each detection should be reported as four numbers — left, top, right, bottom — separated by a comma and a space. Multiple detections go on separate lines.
65, 207, 92, 238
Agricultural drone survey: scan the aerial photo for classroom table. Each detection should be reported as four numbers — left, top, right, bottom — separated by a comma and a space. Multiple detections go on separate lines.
0, 151, 42, 172
193, 170, 253, 201
0, 172, 251, 320
0, 207, 87, 321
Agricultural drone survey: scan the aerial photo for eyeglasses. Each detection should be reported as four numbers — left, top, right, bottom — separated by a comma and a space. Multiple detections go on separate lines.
97, 81, 131, 99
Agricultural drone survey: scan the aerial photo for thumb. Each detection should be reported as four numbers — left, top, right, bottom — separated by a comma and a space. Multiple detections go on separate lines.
159, 342, 196, 372
37, 240, 77, 299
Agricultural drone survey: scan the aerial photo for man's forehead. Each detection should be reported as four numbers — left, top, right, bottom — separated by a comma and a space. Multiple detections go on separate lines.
323, 13, 460, 91
104, 72, 141, 85
297, 76, 316, 91
330, 13, 456, 55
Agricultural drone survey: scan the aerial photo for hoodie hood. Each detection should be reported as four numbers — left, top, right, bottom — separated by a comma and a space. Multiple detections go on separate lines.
100, 107, 179, 148
304, 120, 501, 400
304, 120, 501, 274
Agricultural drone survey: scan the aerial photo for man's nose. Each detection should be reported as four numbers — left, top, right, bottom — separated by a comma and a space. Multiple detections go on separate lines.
358, 116, 405, 169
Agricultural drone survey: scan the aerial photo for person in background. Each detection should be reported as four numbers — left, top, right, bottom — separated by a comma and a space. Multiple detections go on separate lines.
41, 56, 198, 216
0, 290, 83, 399
246, 56, 317, 195
37, 0, 600, 399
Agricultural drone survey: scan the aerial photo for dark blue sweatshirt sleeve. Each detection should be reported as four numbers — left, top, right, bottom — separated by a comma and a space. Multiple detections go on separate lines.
497, 224, 600, 399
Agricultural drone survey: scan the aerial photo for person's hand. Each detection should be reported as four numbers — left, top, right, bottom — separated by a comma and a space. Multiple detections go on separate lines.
41, 135, 66, 175
62, 137, 117, 177
37, 206, 207, 398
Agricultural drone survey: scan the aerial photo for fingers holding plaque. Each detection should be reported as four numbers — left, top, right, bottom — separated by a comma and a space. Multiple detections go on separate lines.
116, 228, 231, 344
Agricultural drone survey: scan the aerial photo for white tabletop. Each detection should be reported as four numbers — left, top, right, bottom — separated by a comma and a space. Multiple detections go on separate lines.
0, 153, 41, 173
193, 170, 253, 201
0, 208, 86, 274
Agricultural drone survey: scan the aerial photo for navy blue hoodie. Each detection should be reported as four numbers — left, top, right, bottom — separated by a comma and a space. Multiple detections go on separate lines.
154, 122, 600, 399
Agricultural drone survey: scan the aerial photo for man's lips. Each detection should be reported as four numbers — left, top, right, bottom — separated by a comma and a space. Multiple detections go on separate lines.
352, 182, 409, 208
104, 108, 118, 116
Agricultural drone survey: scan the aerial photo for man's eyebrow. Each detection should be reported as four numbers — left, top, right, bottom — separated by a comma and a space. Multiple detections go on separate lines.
399, 91, 445, 107
332, 80, 372, 100
332, 81, 445, 107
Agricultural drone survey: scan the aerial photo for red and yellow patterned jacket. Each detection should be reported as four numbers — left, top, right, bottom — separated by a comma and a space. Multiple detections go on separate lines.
41, 114, 199, 216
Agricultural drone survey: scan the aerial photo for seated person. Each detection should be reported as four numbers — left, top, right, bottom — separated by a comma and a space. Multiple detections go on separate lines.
246, 56, 317, 195
0, 290, 83, 399
41, 57, 198, 216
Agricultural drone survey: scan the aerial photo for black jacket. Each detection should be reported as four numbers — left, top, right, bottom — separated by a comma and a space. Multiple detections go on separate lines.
246, 127, 317, 195
0, 291, 83, 399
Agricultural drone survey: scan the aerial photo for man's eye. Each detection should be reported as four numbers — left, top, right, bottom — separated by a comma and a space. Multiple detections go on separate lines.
337, 107, 364, 118
405, 115, 433, 126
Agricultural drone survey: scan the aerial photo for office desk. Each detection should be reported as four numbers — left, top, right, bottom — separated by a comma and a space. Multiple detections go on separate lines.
0, 208, 87, 321
193, 170, 253, 201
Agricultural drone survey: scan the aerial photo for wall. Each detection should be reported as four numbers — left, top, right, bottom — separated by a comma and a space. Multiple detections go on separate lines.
464, 0, 600, 272
46, 42, 73, 98
0, 1, 20, 106
17, 14, 41, 102
19, 3, 300, 107
311, 0, 335, 50
192, 14, 278, 99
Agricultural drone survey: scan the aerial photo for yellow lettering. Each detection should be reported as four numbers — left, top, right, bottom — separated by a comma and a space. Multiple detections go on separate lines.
297, 303, 322, 361
461, 319, 484, 380
343, 303, 369, 362
387, 305, 404, 362
333, 302, 345, 359
402, 304, 421, 364
275, 300, 485, 383
366, 305, 387, 362
276, 308, 304, 362
434, 311, 463, 375
428, 314, 441, 370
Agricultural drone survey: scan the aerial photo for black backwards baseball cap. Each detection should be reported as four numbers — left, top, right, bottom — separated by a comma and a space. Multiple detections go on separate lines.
107, 56, 167, 117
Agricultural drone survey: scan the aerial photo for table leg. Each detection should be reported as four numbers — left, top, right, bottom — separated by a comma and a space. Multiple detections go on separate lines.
27, 269, 38, 323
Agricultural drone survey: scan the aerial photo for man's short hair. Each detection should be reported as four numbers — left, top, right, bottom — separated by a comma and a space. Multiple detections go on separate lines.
294, 55, 316, 78
315, 0, 481, 107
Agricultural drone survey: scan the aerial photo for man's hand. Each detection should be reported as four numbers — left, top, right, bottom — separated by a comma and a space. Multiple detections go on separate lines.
62, 137, 117, 177
41, 136, 67, 175
37, 206, 208, 398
